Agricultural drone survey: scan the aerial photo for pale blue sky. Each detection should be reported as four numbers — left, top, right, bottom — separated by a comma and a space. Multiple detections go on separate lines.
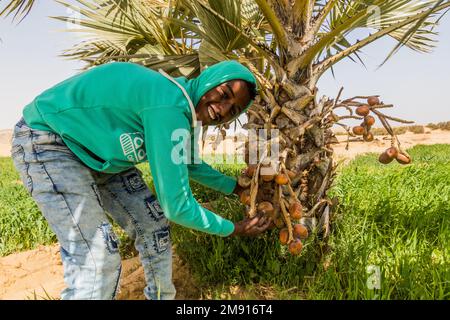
0, 1, 449, 130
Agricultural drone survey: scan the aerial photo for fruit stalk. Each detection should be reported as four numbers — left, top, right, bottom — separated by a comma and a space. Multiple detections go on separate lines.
247, 162, 261, 217
279, 185, 294, 243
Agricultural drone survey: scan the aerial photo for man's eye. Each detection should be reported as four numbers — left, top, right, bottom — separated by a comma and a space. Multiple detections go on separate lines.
221, 91, 228, 99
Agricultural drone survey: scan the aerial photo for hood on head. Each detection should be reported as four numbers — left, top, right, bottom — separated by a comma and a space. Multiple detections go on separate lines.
181, 60, 258, 114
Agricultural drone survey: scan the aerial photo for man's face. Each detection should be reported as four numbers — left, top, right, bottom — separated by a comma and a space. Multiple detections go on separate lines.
196, 80, 252, 126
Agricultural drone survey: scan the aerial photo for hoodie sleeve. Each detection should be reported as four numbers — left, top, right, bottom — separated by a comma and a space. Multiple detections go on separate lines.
140, 107, 235, 237
187, 137, 237, 194
188, 161, 237, 194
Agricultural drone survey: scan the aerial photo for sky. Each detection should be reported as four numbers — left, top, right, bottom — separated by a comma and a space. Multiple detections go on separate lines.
0, 1, 449, 130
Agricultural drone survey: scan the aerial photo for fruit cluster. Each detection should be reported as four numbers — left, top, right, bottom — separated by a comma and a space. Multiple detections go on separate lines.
379, 146, 411, 165
352, 97, 379, 142
347, 96, 412, 166
239, 164, 307, 256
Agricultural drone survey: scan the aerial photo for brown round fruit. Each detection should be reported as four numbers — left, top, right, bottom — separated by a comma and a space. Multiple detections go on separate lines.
286, 170, 296, 180
396, 153, 412, 165
289, 202, 303, 220
258, 201, 274, 215
261, 174, 275, 182
363, 132, 374, 142
364, 115, 376, 127
356, 105, 370, 117
245, 165, 257, 178
368, 96, 380, 106
260, 166, 276, 182
238, 175, 252, 188
240, 189, 251, 205
353, 126, 365, 136
385, 147, 398, 159
379, 152, 394, 164
293, 224, 309, 240
288, 239, 303, 255
274, 217, 285, 228
279, 228, 289, 245
275, 174, 289, 185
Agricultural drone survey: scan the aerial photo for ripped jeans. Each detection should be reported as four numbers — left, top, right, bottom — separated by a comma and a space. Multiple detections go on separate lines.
10, 118, 176, 300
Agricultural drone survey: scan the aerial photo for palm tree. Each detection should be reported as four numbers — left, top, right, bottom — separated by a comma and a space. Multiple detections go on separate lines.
0, 0, 34, 21
2, 0, 450, 250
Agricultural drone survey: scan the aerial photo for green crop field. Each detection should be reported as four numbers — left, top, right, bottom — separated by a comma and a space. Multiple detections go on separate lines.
1, 144, 449, 299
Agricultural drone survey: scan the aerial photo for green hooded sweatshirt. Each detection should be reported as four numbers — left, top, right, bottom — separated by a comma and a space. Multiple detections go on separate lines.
22, 60, 257, 237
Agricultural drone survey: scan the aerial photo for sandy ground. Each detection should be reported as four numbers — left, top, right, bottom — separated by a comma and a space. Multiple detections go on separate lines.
3, 128, 450, 160
0, 130, 12, 158
198, 130, 450, 164
332, 129, 450, 162
199, 129, 450, 162
0, 244, 199, 300
1, 128, 450, 300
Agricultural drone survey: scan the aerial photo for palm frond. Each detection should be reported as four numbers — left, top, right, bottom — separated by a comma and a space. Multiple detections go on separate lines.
287, 0, 450, 77
52, 0, 450, 85
314, 0, 450, 78
254, 0, 287, 49
0, 0, 35, 21
54, 0, 196, 72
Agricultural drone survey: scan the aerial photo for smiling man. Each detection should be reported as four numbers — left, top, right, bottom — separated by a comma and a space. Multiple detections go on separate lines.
10, 60, 271, 300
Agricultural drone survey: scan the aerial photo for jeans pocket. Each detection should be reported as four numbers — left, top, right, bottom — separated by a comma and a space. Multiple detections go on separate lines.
10, 144, 24, 158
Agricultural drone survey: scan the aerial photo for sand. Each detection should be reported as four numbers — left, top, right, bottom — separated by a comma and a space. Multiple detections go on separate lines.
3, 128, 450, 159
0, 130, 13, 158
0, 244, 199, 300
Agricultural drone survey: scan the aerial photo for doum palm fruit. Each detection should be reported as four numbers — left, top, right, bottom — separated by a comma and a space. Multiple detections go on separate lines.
363, 132, 374, 142
385, 147, 398, 159
288, 239, 303, 255
356, 105, 370, 117
238, 175, 251, 188
379, 152, 393, 164
368, 96, 380, 106
286, 169, 296, 180
279, 228, 289, 245
240, 189, 251, 205
364, 115, 376, 127
293, 224, 309, 240
275, 174, 289, 185
257, 202, 274, 215
274, 216, 285, 228
396, 153, 412, 165
245, 165, 257, 178
353, 126, 365, 136
289, 202, 303, 220
260, 165, 276, 182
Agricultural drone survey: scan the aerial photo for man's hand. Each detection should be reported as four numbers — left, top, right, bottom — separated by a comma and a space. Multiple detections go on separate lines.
230, 214, 272, 237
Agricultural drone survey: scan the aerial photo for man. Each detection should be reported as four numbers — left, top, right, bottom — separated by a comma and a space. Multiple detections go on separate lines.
10, 60, 271, 300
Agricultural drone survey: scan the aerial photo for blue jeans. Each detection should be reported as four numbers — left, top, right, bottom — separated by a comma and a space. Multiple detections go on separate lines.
10, 118, 176, 300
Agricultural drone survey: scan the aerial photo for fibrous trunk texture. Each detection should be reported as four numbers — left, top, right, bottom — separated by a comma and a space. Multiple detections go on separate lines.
241, 79, 336, 255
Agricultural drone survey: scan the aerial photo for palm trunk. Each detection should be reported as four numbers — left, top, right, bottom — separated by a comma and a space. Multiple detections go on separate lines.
242, 76, 338, 250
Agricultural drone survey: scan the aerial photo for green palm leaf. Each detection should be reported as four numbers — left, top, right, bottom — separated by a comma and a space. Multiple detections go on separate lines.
5, 0, 449, 85
0, 0, 35, 21
288, 0, 450, 77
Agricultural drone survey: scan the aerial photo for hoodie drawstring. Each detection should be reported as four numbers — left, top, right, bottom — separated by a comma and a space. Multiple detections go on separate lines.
158, 69, 197, 128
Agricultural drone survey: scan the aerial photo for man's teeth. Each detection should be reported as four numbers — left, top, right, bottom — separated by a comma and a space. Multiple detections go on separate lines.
208, 106, 216, 120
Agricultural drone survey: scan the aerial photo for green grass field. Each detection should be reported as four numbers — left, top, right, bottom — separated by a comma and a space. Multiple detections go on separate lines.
1, 144, 449, 299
